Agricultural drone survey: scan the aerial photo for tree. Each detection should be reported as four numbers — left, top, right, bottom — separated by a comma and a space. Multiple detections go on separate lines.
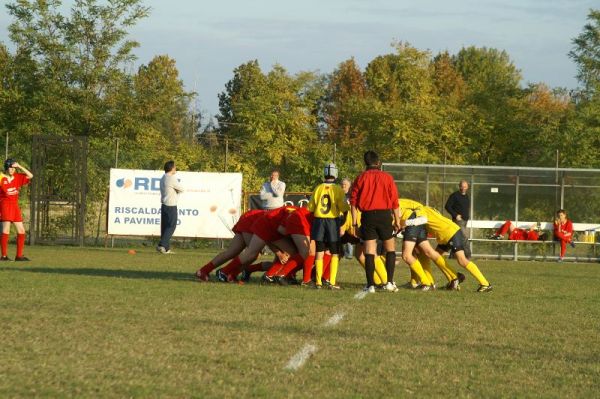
453, 46, 523, 164
569, 9, 600, 96
216, 61, 327, 191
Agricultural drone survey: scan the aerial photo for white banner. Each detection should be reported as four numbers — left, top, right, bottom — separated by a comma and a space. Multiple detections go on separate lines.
108, 168, 242, 238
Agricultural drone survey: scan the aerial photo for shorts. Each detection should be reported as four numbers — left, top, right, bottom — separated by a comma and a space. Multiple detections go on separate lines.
437, 231, 466, 253
284, 211, 312, 237
360, 210, 393, 241
232, 210, 263, 234
311, 218, 341, 244
403, 224, 428, 244
249, 215, 283, 243
0, 201, 23, 222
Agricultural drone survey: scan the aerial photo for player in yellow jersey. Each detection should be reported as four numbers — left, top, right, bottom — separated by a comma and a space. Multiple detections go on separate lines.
399, 198, 492, 292
308, 163, 350, 289
398, 198, 464, 291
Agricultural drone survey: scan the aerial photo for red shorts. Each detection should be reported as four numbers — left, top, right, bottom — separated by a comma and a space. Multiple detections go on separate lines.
0, 201, 23, 222
508, 229, 527, 241
232, 210, 264, 234
250, 215, 283, 243
284, 211, 313, 237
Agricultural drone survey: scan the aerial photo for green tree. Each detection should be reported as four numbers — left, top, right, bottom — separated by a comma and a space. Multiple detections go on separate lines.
453, 46, 523, 164
569, 9, 600, 96
216, 61, 327, 191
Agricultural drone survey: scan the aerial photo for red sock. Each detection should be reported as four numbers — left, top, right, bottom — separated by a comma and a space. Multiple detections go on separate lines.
323, 253, 332, 281
247, 262, 265, 273
200, 262, 216, 274
302, 254, 315, 283
220, 257, 241, 275
265, 261, 285, 277
16, 234, 25, 258
1, 234, 8, 257
277, 254, 303, 277
228, 264, 244, 278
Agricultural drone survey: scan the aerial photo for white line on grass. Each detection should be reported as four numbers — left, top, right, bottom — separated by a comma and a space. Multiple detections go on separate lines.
285, 344, 318, 371
354, 290, 368, 300
323, 311, 345, 327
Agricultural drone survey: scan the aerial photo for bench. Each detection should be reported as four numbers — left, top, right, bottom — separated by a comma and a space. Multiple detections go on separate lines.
466, 220, 600, 261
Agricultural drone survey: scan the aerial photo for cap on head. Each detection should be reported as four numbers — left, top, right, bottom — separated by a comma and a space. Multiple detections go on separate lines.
3, 159, 15, 171
324, 163, 338, 179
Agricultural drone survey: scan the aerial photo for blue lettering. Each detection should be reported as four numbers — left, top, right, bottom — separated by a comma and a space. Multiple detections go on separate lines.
134, 177, 150, 190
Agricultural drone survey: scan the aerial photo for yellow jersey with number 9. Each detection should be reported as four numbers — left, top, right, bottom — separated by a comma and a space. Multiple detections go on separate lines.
308, 182, 350, 218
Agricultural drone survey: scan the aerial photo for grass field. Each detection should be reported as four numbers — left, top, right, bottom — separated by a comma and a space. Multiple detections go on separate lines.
1, 246, 599, 398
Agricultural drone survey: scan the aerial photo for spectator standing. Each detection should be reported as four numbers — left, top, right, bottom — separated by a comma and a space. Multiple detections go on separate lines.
341, 177, 354, 259
260, 169, 286, 210
157, 160, 184, 254
350, 151, 401, 293
445, 180, 470, 237
0, 159, 33, 261
554, 209, 574, 262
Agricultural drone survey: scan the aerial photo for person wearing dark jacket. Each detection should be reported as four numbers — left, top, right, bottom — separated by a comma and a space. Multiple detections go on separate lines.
445, 180, 470, 236
445, 180, 470, 258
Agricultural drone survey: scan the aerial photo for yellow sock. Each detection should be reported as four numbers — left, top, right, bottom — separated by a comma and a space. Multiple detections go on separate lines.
410, 268, 419, 287
330, 255, 339, 286
465, 261, 489, 286
420, 256, 435, 286
434, 256, 457, 282
315, 259, 323, 286
375, 255, 388, 285
410, 259, 432, 286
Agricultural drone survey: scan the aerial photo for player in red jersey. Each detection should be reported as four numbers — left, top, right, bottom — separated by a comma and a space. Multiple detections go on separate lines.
489, 220, 546, 241
268, 206, 316, 285
217, 206, 299, 282
0, 159, 34, 261
194, 209, 264, 281
554, 209, 574, 262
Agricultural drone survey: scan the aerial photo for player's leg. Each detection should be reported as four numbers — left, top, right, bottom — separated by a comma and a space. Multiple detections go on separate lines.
196, 233, 247, 280
355, 243, 387, 285
1, 221, 11, 260
491, 220, 512, 239
417, 250, 435, 287
448, 231, 491, 292
13, 221, 28, 260
402, 239, 433, 289
277, 234, 310, 280
219, 234, 266, 280
302, 240, 316, 284
418, 240, 461, 286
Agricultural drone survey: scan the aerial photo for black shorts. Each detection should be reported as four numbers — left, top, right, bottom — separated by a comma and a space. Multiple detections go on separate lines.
360, 210, 394, 241
311, 218, 341, 244
437, 231, 466, 253
403, 224, 428, 244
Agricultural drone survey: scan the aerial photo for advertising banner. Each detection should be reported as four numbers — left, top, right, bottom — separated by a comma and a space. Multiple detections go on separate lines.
108, 169, 242, 238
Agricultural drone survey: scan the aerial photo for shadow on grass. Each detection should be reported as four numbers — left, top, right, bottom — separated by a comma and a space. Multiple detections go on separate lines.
0, 266, 196, 282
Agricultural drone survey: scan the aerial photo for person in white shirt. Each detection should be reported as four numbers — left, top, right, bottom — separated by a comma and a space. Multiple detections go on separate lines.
259, 169, 286, 210
157, 160, 184, 254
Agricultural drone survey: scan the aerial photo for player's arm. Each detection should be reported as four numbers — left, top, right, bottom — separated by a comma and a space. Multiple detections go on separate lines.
13, 162, 33, 179
444, 194, 457, 219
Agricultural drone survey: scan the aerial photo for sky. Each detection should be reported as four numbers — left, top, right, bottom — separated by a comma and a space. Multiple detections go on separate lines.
0, 0, 596, 120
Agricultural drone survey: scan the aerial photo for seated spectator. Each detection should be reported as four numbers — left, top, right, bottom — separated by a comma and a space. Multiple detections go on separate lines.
554, 209, 574, 262
489, 220, 547, 241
